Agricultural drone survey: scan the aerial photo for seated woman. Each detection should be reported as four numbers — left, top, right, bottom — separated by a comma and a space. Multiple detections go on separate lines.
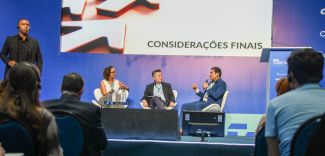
100, 66, 129, 102
0, 62, 62, 156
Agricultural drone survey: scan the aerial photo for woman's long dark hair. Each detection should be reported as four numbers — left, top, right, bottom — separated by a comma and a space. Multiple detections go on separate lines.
0, 62, 47, 155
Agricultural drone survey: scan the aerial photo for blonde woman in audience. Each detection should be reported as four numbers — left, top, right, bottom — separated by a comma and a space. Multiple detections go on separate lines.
255, 77, 291, 133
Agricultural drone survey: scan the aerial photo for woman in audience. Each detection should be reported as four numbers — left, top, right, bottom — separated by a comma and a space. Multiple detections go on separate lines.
100, 66, 128, 101
0, 62, 62, 156
255, 77, 291, 133
0, 75, 8, 97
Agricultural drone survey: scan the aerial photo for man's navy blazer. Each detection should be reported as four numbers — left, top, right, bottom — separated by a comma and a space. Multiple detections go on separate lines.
196, 78, 227, 105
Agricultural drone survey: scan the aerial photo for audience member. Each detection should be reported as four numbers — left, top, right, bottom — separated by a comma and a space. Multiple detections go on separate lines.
43, 73, 108, 156
0, 62, 62, 155
265, 48, 325, 156
255, 77, 291, 133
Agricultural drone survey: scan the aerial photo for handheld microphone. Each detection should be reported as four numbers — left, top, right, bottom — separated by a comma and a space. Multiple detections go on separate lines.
203, 79, 209, 90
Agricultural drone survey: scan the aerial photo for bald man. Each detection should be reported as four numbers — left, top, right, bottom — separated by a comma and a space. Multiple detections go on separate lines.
0, 18, 43, 77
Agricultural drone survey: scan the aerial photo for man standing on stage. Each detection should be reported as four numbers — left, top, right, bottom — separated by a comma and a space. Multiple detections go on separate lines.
0, 18, 43, 77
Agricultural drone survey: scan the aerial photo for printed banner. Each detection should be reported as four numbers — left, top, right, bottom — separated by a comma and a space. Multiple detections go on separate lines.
60, 0, 273, 56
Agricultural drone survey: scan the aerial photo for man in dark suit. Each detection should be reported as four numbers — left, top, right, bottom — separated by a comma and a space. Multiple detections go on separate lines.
43, 73, 107, 156
180, 67, 227, 128
0, 18, 43, 77
141, 69, 175, 109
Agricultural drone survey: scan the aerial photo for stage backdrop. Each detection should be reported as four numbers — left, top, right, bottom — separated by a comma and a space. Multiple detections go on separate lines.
273, 0, 325, 51
272, 0, 325, 87
0, 0, 324, 137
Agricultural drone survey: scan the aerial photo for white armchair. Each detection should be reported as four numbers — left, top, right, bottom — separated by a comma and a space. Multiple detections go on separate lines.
92, 88, 104, 107
202, 90, 229, 112
92, 88, 129, 108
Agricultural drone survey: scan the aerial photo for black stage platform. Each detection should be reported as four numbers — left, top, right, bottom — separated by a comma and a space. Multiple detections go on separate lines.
103, 136, 254, 156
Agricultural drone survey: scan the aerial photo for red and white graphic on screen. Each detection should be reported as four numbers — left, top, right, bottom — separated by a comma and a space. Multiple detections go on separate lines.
61, 0, 159, 54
